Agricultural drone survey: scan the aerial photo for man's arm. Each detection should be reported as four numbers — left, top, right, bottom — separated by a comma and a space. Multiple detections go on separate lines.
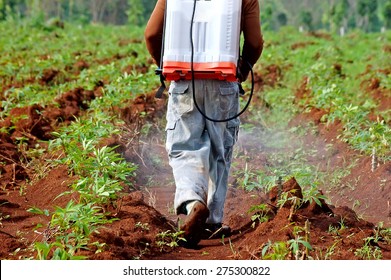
144, 0, 166, 66
240, 0, 264, 82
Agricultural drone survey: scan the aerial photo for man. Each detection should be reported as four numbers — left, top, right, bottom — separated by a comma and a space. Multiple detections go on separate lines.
145, 0, 263, 248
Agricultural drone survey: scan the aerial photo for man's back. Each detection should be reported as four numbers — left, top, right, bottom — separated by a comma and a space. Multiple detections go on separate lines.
145, 0, 263, 81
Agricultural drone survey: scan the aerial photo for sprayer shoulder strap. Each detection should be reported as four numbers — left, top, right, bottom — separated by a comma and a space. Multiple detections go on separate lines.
155, 72, 166, 99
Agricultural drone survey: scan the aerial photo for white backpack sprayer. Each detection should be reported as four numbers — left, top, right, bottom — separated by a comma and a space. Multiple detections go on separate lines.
155, 0, 254, 122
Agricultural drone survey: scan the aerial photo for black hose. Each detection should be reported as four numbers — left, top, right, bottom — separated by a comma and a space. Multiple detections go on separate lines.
190, 0, 254, 123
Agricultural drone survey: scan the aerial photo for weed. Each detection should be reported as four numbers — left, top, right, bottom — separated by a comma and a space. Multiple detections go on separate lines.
135, 222, 150, 231
338, 218, 347, 231
354, 236, 383, 260
234, 163, 258, 191
220, 235, 226, 246
287, 237, 312, 260
34, 241, 87, 260
17, 142, 58, 187
328, 218, 347, 236
228, 239, 241, 259
248, 171, 278, 193
261, 222, 312, 260
352, 200, 361, 211
91, 241, 108, 254
302, 186, 327, 206
316, 239, 341, 260
144, 188, 157, 209
261, 241, 289, 260
133, 244, 151, 260
328, 225, 340, 236
289, 224, 313, 260
374, 222, 391, 244
0, 203, 10, 226
155, 230, 185, 252
248, 203, 270, 228
277, 190, 303, 220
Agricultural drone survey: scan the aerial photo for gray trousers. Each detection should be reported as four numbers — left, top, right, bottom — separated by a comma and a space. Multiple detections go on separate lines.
165, 79, 240, 224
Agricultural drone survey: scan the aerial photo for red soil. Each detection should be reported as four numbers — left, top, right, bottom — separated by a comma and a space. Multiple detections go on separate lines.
1, 64, 390, 260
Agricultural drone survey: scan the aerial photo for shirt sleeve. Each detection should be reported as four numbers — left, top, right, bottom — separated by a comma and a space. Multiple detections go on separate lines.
144, 0, 166, 66
240, 0, 264, 81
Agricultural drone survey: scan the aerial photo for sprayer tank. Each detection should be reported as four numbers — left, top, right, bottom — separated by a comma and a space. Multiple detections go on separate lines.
162, 0, 242, 81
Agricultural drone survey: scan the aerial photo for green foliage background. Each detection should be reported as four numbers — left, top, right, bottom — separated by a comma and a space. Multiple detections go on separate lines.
0, 0, 391, 32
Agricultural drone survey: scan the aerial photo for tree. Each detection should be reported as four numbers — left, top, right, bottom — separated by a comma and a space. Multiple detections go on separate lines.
127, 0, 144, 26
300, 10, 313, 31
0, 0, 386, 32
367, 0, 379, 31
90, 0, 107, 23
383, 0, 391, 28
0, 0, 4, 20
329, 0, 350, 33
358, 0, 379, 31
277, 12, 288, 28
0, 0, 24, 20
103, 0, 128, 25
143, 0, 157, 23
260, 4, 274, 31
72, 0, 91, 24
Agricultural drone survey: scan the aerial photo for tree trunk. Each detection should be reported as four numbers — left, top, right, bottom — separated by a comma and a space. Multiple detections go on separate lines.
57, 0, 62, 19
91, 0, 107, 23
69, 0, 73, 19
